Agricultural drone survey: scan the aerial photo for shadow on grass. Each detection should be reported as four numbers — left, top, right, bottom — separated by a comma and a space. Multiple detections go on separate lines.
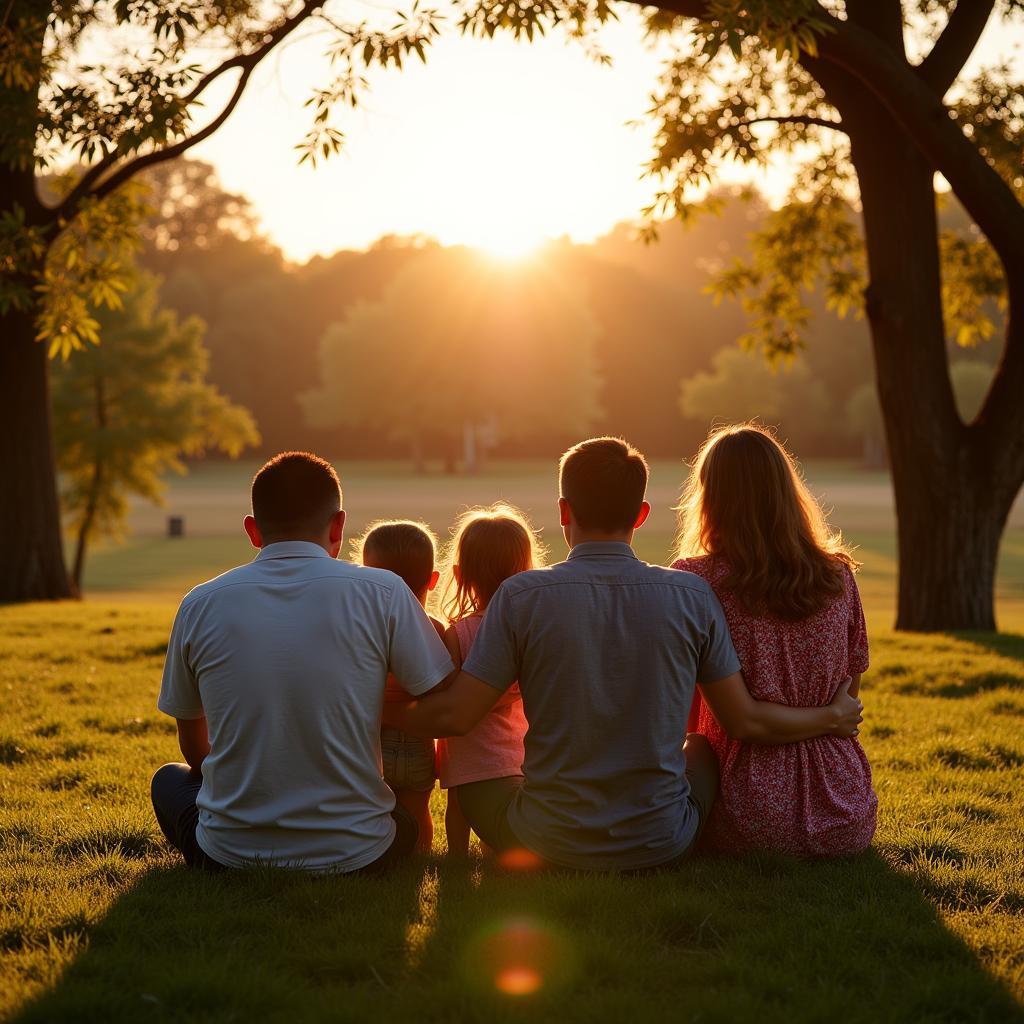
13, 850, 1023, 1024
952, 631, 1024, 665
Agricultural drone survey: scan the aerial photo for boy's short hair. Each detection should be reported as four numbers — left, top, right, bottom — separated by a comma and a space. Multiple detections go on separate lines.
559, 437, 649, 533
251, 452, 342, 539
359, 520, 437, 594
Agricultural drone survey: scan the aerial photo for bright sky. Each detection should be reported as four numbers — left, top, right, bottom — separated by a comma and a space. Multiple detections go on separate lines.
188, 7, 1021, 263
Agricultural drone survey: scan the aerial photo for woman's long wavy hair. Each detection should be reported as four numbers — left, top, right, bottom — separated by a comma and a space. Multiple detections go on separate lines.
440, 504, 545, 624
675, 424, 859, 620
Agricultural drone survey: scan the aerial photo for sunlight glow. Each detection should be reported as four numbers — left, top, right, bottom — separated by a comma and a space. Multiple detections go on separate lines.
186, 14, 1023, 261
472, 230, 546, 262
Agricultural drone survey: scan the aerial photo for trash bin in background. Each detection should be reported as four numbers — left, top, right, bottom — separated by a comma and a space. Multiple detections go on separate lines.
168, 516, 185, 538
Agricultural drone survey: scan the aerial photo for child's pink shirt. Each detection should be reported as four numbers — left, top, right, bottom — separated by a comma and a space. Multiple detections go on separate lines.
437, 615, 527, 789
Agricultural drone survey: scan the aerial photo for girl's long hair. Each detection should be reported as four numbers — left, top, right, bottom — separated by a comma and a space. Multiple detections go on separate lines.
675, 423, 859, 620
440, 504, 545, 623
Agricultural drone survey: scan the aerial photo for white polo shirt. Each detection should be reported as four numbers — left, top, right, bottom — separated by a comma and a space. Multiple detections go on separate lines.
158, 541, 453, 872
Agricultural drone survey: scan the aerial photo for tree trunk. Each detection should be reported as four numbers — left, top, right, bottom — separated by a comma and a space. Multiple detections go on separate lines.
846, 103, 1010, 631
410, 436, 425, 475
862, 430, 886, 470
0, 306, 72, 600
70, 375, 108, 594
0, 10, 69, 600
462, 420, 478, 475
890, 478, 1008, 632
443, 439, 458, 475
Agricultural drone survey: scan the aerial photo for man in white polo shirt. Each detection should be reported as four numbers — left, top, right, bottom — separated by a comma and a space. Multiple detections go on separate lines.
151, 452, 454, 872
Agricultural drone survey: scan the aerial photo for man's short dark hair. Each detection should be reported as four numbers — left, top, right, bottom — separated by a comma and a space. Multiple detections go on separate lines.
559, 437, 649, 533
359, 521, 437, 594
251, 452, 341, 539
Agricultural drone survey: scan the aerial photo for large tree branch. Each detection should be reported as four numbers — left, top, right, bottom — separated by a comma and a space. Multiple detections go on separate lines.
625, 0, 1023, 269
738, 115, 845, 133
808, 8, 1024, 274
915, 0, 995, 97
55, 0, 328, 223
87, 63, 255, 205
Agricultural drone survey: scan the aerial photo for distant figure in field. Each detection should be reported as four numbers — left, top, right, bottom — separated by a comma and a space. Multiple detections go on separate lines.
386, 437, 864, 871
151, 452, 453, 872
673, 424, 877, 855
357, 520, 446, 853
435, 505, 542, 856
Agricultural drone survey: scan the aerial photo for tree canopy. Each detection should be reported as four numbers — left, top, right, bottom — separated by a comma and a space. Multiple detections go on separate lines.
52, 270, 259, 591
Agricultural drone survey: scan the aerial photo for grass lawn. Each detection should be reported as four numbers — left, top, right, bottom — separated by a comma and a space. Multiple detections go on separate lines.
3, 604, 1024, 1022
2, 460, 1022, 1021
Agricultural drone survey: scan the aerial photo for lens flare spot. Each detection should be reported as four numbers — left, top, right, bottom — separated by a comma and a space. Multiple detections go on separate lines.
495, 966, 543, 996
462, 916, 577, 999
497, 847, 546, 872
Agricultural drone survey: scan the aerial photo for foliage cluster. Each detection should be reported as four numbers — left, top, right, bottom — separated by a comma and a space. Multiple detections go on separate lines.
52, 270, 259, 588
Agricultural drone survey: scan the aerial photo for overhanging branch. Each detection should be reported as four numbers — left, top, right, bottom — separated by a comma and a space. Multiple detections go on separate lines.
737, 115, 845, 134
55, 0, 328, 223
915, 0, 995, 97
88, 63, 255, 205
809, 7, 1024, 274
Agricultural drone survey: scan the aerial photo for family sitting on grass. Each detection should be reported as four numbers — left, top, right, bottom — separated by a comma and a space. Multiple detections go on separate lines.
152, 428, 876, 874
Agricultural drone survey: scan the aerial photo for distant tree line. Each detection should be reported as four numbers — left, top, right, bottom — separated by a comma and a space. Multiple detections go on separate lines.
135, 161, 1001, 469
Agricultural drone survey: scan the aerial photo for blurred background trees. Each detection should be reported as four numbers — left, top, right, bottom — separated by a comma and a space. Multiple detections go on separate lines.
52, 270, 258, 593
131, 161, 1003, 475
302, 247, 601, 474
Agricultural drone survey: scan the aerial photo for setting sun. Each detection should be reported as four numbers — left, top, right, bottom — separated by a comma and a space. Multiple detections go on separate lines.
472, 230, 546, 262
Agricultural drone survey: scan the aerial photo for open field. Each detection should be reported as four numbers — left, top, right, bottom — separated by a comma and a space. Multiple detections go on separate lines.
1, 459, 1020, 1021
78, 458, 1024, 631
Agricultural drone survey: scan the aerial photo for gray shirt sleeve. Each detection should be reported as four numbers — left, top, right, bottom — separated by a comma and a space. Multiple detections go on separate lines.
461, 583, 518, 693
387, 584, 454, 696
697, 589, 742, 684
157, 601, 205, 720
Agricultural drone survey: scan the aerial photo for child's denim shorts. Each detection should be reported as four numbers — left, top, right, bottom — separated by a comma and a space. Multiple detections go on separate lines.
381, 728, 436, 793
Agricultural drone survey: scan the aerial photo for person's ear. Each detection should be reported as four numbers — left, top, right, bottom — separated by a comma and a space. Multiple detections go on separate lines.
427, 569, 440, 592
633, 501, 651, 530
328, 509, 346, 552
558, 497, 572, 528
243, 515, 263, 550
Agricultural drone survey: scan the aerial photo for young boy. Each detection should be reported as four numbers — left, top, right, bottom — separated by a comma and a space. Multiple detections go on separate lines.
358, 520, 445, 853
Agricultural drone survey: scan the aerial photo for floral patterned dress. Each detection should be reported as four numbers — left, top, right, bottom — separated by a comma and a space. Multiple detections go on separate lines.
672, 556, 877, 856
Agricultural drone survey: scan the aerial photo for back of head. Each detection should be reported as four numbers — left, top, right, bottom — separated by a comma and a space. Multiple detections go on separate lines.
442, 504, 543, 622
559, 437, 649, 533
251, 452, 342, 543
676, 423, 857, 619
358, 520, 437, 594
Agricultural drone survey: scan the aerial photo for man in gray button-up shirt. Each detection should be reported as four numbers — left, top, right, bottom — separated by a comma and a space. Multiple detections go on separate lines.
386, 437, 862, 871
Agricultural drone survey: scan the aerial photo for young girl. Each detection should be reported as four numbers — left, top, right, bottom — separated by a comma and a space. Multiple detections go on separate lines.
437, 504, 543, 856
673, 423, 877, 856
